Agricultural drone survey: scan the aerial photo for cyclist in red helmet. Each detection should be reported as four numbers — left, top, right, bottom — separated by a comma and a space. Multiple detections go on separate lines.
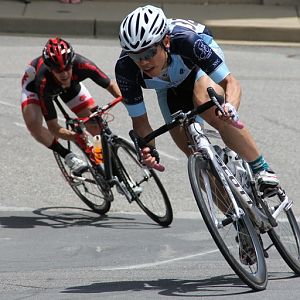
21, 37, 121, 175
42, 38, 75, 72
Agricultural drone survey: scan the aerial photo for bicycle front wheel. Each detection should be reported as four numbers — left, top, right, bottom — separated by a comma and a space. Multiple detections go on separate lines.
53, 141, 112, 215
112, 138, 173, 227
266, 193, 300, 274
188, 153, 267, 291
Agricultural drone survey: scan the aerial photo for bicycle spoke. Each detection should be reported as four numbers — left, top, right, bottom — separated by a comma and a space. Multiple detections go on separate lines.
267, 191, 300, 274
113, 138, 173, 226
53, 140, 111, 215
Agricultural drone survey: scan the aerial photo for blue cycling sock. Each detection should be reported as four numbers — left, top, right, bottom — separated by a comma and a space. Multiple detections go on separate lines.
248, 155, 270, 174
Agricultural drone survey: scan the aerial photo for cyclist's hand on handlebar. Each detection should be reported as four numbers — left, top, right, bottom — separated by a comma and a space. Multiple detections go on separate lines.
74, 132, 88, 148
129, 129, 165, 172
217, 103, 239, 121
207, 87, 244, 129
217, 103, 244, 129
141, 147, 165, 172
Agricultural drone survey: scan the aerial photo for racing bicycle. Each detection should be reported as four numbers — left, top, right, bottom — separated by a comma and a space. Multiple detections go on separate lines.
129, 87, 300, 290
52, 96, 173, 227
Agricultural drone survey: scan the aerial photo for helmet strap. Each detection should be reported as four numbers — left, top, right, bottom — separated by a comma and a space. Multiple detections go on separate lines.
160, 35, 172, 65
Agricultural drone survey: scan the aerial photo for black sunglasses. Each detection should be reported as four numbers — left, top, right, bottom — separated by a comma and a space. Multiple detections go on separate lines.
51, 63, 73, 73
128, 43, 160, 62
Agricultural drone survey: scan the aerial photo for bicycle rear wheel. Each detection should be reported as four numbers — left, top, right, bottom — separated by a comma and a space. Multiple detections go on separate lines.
53, 141, 112, 215
112, 138, 173, 227
188, 153, 267, 291
266, 193, 300, 274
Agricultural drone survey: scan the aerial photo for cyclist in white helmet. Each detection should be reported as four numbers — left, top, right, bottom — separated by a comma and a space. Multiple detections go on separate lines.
115, 5, 279, 193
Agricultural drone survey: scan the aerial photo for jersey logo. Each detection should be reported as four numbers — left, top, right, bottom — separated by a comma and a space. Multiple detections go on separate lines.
193, 39, 212, 61
80, 95, 87, 102
212, 59, 221, 68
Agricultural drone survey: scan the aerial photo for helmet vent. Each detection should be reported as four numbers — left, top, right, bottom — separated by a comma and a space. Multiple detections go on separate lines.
141, 39, 151, 48
140, 27, 145, 40
149, 14, 159, 32
131, 42, 139, 50
123, 32, 130, 45
156, 20, 165, 35
135, 14, 140, 35
144, 13, 149, 24
128, 14, 134, 36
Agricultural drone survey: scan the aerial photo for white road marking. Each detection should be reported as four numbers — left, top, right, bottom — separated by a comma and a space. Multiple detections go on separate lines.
100, 248, 219, 271
121, 137, 182, 161
159, 150, 183, 161
14, 122, 26, 128
5, 104, 182, 161
0, 100, 19, 108
0, 206, 34, 211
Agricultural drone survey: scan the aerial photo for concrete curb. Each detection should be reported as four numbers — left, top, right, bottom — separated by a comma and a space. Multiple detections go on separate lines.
208, 25, 300, 43
0, 17, 94, 36
1, 18, 299, 43
0, 1, 299, 43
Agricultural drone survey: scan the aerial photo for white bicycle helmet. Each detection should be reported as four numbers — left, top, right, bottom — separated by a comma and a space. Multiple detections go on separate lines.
119, 5, 168, 52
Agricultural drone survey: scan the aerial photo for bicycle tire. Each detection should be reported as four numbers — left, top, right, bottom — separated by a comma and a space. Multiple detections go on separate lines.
188, 153, 267, 291
111, 137, 173, 227
53, 141, 112, 215
266, 195, 300, 274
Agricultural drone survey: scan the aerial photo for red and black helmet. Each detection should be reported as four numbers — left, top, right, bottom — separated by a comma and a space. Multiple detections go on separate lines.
42, 37, 75, 71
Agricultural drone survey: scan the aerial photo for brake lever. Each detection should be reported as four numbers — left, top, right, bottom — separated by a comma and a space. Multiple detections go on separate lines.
207, 87, 244, 129
67, 119, 85, 134
207, 87, 226, 115
129, 130, 164, 171
129, 130, 145, 163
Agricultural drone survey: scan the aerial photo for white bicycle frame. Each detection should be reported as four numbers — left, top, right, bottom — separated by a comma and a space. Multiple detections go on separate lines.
186, 121, 282, 230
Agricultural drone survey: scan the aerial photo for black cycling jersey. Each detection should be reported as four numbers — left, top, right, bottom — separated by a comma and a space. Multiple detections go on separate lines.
25, 53, 111, 121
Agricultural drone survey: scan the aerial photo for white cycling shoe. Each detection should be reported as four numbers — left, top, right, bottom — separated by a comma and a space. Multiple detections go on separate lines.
65, 152, 88, 176
255, 169, 279, 193
116, 181, 143, 196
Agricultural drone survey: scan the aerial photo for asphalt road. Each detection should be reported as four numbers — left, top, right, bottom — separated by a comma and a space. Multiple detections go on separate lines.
0, 35, 300, 299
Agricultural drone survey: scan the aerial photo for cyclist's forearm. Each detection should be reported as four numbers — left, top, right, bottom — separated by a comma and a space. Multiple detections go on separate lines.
46, 120, 76, 141
220, 74, 242, 110
55, 127, 77, 141
132, 114, 155, 147
106, 80, 122, 98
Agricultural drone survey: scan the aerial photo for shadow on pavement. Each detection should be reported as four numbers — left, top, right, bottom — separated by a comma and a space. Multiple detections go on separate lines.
62, 274, 254, 297
0, 206, 164, 230
61, 272, 297, 297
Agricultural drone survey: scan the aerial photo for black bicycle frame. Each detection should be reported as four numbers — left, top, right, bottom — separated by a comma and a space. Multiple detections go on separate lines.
99, 123, 115, 183
54, 97, 116, 185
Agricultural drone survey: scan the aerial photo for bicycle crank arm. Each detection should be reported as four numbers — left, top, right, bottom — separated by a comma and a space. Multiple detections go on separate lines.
109, 177, 134, 202
70, 175, 97, 185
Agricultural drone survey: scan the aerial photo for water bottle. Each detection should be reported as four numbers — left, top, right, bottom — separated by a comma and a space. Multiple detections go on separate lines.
93, 135, 103, 164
